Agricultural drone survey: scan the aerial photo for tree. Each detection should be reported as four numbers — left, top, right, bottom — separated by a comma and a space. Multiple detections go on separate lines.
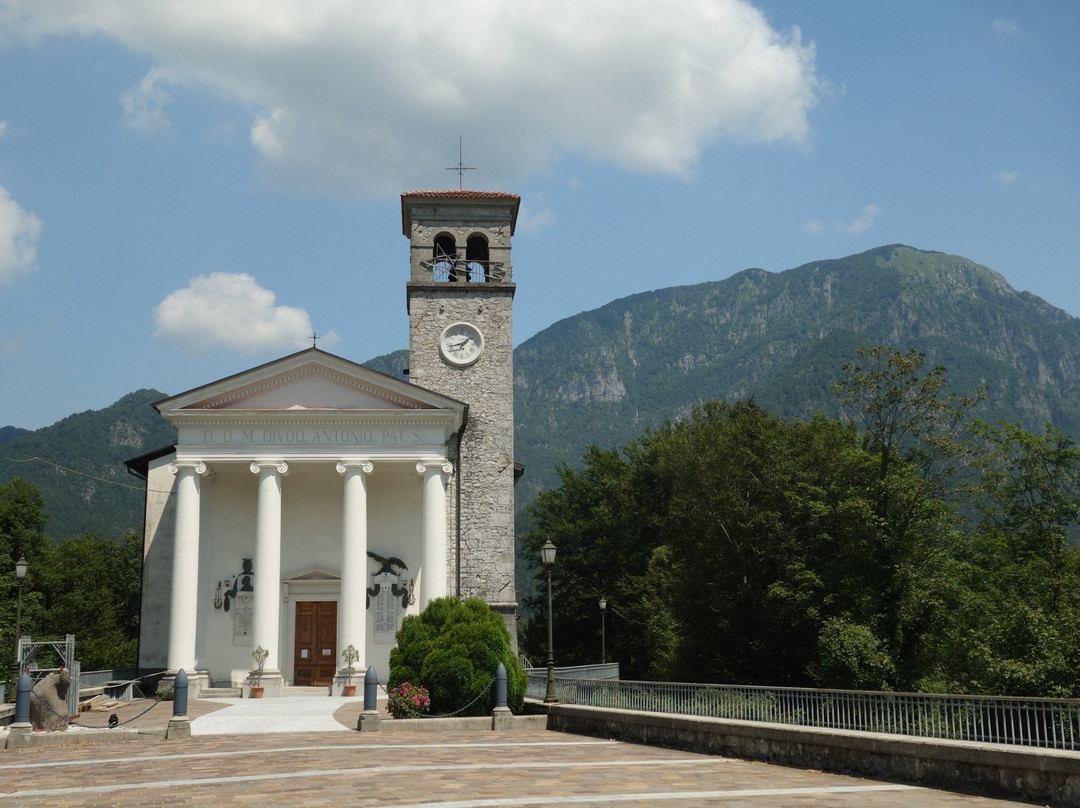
830, 347, 982, 688
0, 478, 52, 674
390, 597, 526, 715
520, 446, 658, 676
1, 479, 142, 675
957, 421, 1080, 695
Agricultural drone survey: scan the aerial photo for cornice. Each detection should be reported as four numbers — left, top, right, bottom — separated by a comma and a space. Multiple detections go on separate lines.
191, 365, 425, 411
164, 411, 462, 428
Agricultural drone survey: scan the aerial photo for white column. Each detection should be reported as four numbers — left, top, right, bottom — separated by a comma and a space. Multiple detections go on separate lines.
416, 460, 453, 608
167, 461, 206, 672
251, 461, 288, 673
336, 460, 373, 668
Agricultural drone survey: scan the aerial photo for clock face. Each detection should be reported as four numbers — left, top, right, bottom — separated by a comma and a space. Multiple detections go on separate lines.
439, 322, 485, 366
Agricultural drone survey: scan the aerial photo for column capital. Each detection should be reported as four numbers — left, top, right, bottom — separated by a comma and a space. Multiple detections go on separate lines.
168, 461, 207, 476
336, 460, 374, 475
250, 461, 289, 476
416, 460, 453, 476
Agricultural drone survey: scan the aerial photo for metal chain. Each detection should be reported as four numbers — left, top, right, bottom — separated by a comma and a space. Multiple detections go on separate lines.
390, 676, 495, 719
28, 685, 165, 729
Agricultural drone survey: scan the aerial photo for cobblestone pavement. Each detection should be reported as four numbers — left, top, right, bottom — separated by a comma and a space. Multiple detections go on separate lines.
0, 728, 1032, 807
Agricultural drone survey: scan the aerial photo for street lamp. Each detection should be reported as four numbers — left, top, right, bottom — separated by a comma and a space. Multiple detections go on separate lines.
540, 540, 557, 703
12, 556, 27, 686
599, 598, 607, 665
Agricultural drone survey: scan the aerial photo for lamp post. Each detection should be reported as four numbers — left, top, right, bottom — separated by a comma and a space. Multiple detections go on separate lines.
599, 598, 607, 665
540, 540, 557, 703
11, 556, 27, 687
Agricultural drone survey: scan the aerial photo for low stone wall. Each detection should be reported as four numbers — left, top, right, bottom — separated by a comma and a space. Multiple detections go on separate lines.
529, 701, 1080, 806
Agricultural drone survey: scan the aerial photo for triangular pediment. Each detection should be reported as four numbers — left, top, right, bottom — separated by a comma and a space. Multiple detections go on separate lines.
154, 348, 463, 415
285, 567, 340, 583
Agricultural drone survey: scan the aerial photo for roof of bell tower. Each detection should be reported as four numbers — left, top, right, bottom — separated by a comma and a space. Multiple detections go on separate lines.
400, 190, 520, 236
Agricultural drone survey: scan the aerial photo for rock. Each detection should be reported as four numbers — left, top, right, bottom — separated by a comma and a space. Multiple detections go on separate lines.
29, 668, 71, 731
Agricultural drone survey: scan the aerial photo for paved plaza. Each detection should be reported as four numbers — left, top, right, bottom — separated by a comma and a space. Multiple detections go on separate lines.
0, 700, 1033, 808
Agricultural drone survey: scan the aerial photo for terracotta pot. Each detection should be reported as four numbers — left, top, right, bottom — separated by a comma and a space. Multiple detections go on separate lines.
250, 685, 264, 698
343, 684, 356, 697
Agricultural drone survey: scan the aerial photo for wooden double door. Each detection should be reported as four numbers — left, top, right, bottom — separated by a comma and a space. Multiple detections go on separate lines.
293, 601, 337, 686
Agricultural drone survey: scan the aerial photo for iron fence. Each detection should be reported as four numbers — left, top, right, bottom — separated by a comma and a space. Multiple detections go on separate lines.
527, 675, 1080, 750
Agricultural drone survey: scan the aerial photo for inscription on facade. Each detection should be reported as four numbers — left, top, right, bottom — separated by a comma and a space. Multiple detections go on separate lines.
232, 592, 253, 646
191, 428, 432, 446
372, 571, 403, 644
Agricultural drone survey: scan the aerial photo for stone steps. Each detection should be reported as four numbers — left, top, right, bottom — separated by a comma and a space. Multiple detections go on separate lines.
200, 687, 242, 699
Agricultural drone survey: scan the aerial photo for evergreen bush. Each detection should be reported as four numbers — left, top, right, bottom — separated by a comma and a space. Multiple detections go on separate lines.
390, 596, 526, 716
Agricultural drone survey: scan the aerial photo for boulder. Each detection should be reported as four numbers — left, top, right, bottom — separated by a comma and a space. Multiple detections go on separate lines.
29, 668, 71, 731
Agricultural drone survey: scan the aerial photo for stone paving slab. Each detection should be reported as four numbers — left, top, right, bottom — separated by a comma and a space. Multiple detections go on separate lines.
0, 728, 1031, 807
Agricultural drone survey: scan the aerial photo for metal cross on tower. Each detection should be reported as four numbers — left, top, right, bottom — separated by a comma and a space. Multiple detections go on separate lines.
445, 137, 475, 189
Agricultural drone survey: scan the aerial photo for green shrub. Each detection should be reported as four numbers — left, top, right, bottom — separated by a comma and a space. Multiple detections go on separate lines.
390, 596, 527, 715
155, 686, 174, 701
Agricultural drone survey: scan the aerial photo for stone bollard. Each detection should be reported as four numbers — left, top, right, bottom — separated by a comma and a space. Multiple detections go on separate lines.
173, 669, 189, 717
7, 671, 34, 746
492, 662, 512, 731
14, 670, 31, 725
166, 669, 192, 740
358, 665, 381, 732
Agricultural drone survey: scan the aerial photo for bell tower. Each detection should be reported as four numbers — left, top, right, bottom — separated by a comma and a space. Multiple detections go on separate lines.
401, 190, 520, 641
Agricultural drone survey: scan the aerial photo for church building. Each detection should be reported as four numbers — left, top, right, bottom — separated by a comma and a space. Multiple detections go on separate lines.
127, 191, 521, 697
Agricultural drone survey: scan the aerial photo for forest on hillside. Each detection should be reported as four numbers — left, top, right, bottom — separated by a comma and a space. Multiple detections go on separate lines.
520, 348, 1080, 697
0, 477, 141, 677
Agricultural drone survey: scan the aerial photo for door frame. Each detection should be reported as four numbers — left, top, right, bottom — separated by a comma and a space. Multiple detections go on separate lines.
281, 568, 340, 686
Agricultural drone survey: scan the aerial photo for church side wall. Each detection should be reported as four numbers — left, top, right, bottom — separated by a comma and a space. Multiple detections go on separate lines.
137, 457, 176, 673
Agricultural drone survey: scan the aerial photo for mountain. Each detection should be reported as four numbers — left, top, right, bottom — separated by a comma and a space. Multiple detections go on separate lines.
6, 245, 1080, 542
0, 426, 30, 444
512, 245, 1080, 510
0, 389, 176, 539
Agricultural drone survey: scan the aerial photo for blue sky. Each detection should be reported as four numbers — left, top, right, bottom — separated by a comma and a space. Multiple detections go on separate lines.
0, 1, 1077, 431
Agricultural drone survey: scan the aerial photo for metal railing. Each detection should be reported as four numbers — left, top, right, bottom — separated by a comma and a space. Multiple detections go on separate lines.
527, 675, 1080, 751
524, 663, 620, 682
420, 258, 507, 283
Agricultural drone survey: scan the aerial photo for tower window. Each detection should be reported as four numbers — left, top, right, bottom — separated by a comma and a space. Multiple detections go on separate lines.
466, 235, 490, 282
433, 234, 460, 282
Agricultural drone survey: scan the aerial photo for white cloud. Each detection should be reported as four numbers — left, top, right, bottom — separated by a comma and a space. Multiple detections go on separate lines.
0, 120, 7, 139
992, 18, 1023, 37
843, 203, 880, 234
0, 186, 42, 284
800, 219, 824, 236
517, 203, 556, 234
994, 170, 1019, 185
121, 68, 173, 133
153, 272, 339, 356
0, 1, 822, 197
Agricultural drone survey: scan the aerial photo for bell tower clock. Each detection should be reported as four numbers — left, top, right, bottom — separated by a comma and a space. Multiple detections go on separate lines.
401, 190, 520, 642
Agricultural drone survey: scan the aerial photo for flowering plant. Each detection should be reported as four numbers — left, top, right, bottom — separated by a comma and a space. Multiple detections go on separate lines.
387, 681, 431, 719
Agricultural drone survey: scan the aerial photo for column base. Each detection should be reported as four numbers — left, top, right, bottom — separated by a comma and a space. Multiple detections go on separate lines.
244, 671, 283, 698
160, 670, 210, 701
332, 668, 362, 697
492, 706, 513, 731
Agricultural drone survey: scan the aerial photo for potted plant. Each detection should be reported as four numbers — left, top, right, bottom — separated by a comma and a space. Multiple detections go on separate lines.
250, 646, 269, 698
341, 644, 360, 696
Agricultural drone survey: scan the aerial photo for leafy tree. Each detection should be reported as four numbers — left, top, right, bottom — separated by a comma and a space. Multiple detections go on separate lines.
1, 479, 141, 676
830, 347, 982, 688
0, 478, 52, 675
520, 447, 657, 676
955, 421, 1080, 695
390, 596, 526, 715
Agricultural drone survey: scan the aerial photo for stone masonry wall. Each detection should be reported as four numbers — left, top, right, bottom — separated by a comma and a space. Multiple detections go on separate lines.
407, 287, 517, 618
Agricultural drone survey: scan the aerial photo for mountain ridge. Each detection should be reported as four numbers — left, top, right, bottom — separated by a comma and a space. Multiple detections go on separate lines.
5, 244, 1079, 540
